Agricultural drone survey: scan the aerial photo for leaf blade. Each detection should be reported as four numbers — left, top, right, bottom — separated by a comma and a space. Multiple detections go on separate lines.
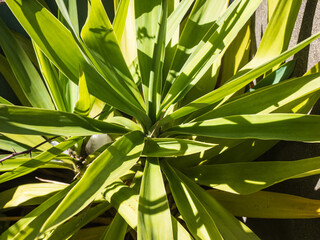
138, 157, 173, 240
42, 131, 145, 231
0, 105, 128, 136
183, 156, 320, 194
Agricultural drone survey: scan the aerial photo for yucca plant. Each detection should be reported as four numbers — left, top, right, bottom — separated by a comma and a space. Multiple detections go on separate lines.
1, 0, 320, 239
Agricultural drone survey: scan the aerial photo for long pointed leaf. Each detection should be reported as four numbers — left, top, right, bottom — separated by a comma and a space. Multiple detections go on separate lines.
161, 0, 262, 110
0, 137, 79, 184
162, 161, 259, 240
102, 180, 193, 240
135, 0, 166, 117
160, 31, 320, 125
0, 183, 74, 240
42, 131, 145, 231
165, 114, 320, 142
99, 213, 127, 240
209, 190, 320, 219
138, 157, 173, 239
33, 42, 67, 111
142, 138, 215, 157
196, 73, 320, 121
5, 0, 150, 127
0, 105, 128, 136
0, 183, 66, 209
0, 18, 54, 109
183, 156, 320, 194
74, 66, 92, 116
47, 202, 111, 240
81, 0, 145, 110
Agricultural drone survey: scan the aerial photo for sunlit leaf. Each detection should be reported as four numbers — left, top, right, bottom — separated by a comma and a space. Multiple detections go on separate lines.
138, 157, 173, 239
209, 190, 320, 219
183, 156, 320, 194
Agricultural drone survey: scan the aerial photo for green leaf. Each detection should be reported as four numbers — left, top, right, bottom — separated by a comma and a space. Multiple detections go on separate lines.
107, 116, 143, 131
165, 113, 320, 142
167, 138, 242, 169
33, 42, 67, 111
165, 0, 195, 45
113, 0, 131, 42
135, 0, 167, 119
0, 137, 79, 184
138, 157, 173, 240
162, 161, 259, 240
102, 180, 193, 240
204, 139, 277, 165
58, 72, 78, 113
81, 0, 145, 110
150, 0, 167, 120
5, 0, 150, 127
42, 131, 145, 231
74, 227, 106, 240
249, 60, 296, 91
166, 0, 229, 102
56, 0, 79, 35
209, 190, 320, 219
252, 0, 302, 63
0, 156, 75, 172
11, 30, 39, 67
0, 133, 52, 151
163, 0, 228, 95
218, 22, 251, 87
0, 96, 12, 105
99, 213, 127, 240
183, 156, 320, 194
160, 31, 320, 125
161, 0, 262, 111
0, 18, 54, 109
0, 105, 128, 136
115, 0, 138, 66
102, 180, 139, 230
73, 66, 92, 116
0, 183, 74, 240
48, 202, 111, 240
196, 72, 320, 121
0, 183, 66, 209
0, 134, 29, 152
142, 138, 215, 157
0, 54, 30, 106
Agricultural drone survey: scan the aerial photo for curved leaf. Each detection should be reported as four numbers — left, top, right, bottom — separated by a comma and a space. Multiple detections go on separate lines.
209, 190, 320, 219
81, 0, 144, 110
162, 161, 259, 240
196, 73, 320, 121
183, 156, 320, 194
161, 0, 262, 110
165, 114, 320, 142
0, 183, 74, 240
0, 137, 79, 184
0, 105, 128, 136
48, 202, 111, 240
42, 131, 145, 231
73, 66, 91, 116
143, 138, 215, 157
99, 213, 127, 240
138, 157, 173, 240
0, 19, 54, 109
0, 183, 66, 209
102, 180, 193, 240
5, 0, 150, 127
160, 31, 320, 125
